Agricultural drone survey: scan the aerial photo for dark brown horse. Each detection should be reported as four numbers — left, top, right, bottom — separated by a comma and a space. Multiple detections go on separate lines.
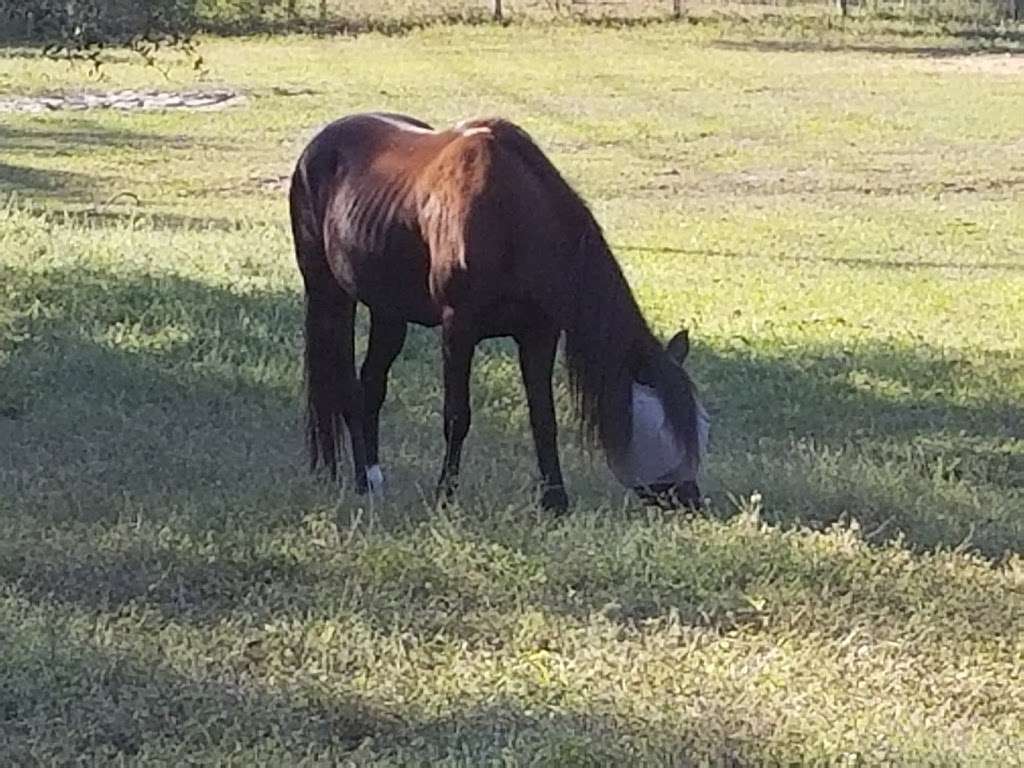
289, 112, 706, 512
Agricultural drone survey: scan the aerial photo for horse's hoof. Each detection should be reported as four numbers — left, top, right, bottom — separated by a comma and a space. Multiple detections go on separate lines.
435, 479, 458, 508
635, 482, 703, 513
679, 496, 704, 514
540, 487, 569, 515
676, 481, 704, 513
367, 464, 385, 497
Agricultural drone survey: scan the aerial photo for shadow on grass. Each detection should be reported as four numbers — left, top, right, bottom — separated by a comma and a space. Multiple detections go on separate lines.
0, 265, 306, 508
0, 161, 100, 205
0, 224, 1021, 627
3, 600, 1014, 765
0, 122, 213, 151
316, 503, 1024, 644
393, 696, 969, 765
1, 255, 1021, 540
392, 697, 778, 764
2, 610, 989, 765
620, 244, 1024, 274
0, 122, 236, 213
712, 35, 1024, 57
39, 204, 257, 231
567, 12, 1024, 53
0, 620, 391, 762
0, 252, 1021, 764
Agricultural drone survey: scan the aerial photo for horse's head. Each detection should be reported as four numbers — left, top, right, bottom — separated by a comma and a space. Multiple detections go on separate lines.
608, 329, 710, 511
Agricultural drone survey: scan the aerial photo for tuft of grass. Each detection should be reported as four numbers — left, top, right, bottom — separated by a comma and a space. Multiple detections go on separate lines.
2, 19, 1023, 766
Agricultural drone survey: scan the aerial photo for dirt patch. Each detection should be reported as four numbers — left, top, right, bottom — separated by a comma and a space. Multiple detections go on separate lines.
0, 89, 246, 114
910, 54, 1024, 76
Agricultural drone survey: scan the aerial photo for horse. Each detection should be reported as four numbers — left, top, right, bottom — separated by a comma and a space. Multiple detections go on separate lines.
289, 112, 707, 513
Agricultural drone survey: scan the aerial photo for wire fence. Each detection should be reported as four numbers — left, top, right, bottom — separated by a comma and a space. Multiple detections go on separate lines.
282, 0, 1023, 24
1, 0, 1020, 44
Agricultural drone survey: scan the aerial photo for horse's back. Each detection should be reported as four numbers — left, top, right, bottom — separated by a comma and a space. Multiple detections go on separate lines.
292, 113, 453, 324
421, 119, 583, 329
291, 113, 579, 330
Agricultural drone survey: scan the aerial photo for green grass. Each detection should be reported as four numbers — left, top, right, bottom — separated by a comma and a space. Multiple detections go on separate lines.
2, 18, 1024, 766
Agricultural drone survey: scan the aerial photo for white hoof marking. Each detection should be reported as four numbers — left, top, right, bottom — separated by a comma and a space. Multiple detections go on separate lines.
367, 465, 385, 496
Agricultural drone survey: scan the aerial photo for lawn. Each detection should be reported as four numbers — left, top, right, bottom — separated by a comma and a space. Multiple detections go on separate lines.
1, 17, 1023, 766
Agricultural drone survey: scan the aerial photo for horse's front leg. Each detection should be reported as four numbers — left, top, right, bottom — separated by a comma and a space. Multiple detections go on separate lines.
360, 310, 407, 496
516, 325, 569, 514
436, 308, 477, 504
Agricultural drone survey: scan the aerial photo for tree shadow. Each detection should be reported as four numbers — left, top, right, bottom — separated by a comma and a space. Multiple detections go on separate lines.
0, 161, 99, 204
712, 36, 1023, 57
698, 337, 1023, 554
390, 697, 781, 764
0, 237, 1019, 611
0, 46, 42, 60
3, 607, 994, 765
1, 265, 306, 510
567, 11, 1024, 51
620, 243, 1024, 274
320, 497, 1024, 644
0, 122, 229, 154
391, 696, 970, 765
1, 622, 393, 763
0, 122, 237, 213
1, 256, 1021, 763
2, 255, 1021, 544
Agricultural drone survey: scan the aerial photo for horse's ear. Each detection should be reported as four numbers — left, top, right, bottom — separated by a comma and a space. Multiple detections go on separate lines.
666, 329, 690, 364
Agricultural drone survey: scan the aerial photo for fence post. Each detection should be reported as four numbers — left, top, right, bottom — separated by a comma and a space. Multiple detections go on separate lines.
319, 0, 327, 22
836, 0, 848, 16
673, 0, 682, 17
493, 0, 503, 21
1014, 0, 1023, 21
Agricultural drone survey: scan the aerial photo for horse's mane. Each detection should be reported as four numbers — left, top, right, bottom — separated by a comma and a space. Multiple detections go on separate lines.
464, 118, 701, 465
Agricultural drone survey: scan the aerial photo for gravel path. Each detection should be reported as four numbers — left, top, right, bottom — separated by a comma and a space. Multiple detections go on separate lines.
0, 88, 245, 114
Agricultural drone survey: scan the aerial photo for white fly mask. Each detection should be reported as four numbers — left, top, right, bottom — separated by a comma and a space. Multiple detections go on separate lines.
607, 383, 710, 489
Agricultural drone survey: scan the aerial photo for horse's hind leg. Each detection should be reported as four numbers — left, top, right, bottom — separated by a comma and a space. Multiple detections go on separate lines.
360, 309, 407, 495
516, 324, 568, 514
436, 308, 477, 504
336, 299, 371, 495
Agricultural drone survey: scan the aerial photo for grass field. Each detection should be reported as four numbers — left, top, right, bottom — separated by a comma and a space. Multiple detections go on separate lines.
2, 17, 1024, 766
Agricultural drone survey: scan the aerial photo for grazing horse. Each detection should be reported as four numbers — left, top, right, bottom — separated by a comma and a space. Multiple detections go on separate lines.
289, 112, 707, 512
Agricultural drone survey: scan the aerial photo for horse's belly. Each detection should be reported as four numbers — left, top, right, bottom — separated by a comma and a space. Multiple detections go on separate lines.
330, 238, 441, 325
354, 263, 441, 326
361, 289, 441, 326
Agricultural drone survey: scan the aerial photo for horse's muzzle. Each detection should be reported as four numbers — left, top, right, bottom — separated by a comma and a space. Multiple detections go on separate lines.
634, 481, 703, 511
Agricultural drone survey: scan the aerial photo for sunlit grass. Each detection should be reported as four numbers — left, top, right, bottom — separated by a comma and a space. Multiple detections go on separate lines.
1, 18, 1023, 765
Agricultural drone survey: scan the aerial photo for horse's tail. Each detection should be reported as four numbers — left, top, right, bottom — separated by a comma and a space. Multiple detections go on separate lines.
290, 154, 347, 479
303, 283, 353, 479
